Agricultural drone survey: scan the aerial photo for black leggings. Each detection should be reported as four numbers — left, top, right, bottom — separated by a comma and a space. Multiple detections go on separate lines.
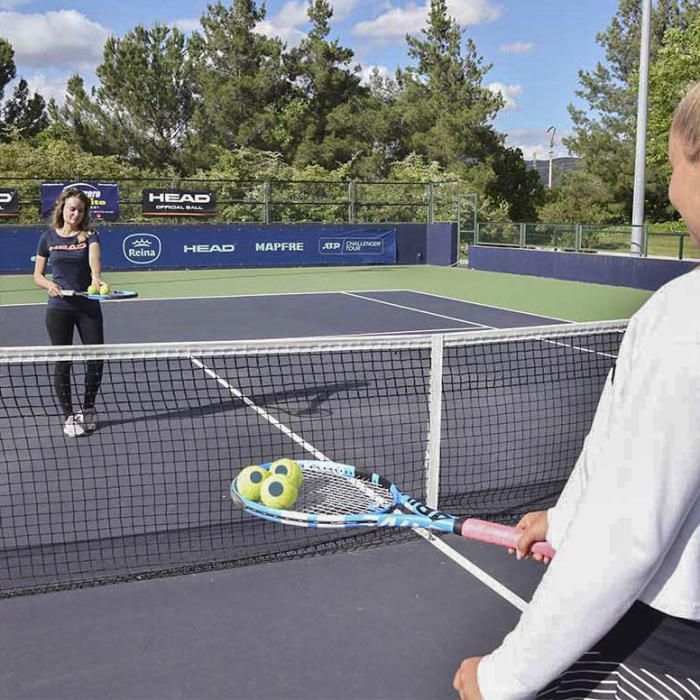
45, 306, 104, 418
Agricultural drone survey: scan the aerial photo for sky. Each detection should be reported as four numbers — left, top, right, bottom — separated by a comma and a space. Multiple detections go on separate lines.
0, 0, 622, 160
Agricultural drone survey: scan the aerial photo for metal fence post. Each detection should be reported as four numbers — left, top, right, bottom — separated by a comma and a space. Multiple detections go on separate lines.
263, 181, 271, 223
426, 182, 434, 223
519, 223, 526, 248
575, 224, 582, 252
348, 181, 356, 224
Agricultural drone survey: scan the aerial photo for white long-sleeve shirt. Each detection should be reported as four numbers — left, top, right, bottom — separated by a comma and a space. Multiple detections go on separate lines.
478, 269, 700, 700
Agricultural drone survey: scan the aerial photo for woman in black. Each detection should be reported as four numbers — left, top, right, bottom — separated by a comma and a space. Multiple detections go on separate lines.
33, 188, 108, 437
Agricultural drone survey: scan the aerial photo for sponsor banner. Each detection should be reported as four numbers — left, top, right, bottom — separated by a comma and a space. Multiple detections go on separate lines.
0, 224, 397, 272
0, 189, 19, 217
142, 189, 217, 217
41, 182, 120, 221
108, 225, 396, 268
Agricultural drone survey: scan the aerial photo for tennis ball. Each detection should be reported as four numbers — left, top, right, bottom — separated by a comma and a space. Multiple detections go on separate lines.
87, 284, 99, 295
236, 465, 270, 501
260, 475, 298, 510
269, 458, 303, 488
99, 284, 110, 295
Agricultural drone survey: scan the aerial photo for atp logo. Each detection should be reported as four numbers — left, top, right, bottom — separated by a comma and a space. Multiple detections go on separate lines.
123, 233, 162, 265
319, 238, 342, 254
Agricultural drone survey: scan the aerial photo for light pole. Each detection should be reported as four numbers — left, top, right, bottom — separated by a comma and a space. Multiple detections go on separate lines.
631, 0, 652, 256
547, 126, 556, 189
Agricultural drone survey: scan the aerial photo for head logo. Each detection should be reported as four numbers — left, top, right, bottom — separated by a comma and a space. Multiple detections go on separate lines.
123, 233, 162, 265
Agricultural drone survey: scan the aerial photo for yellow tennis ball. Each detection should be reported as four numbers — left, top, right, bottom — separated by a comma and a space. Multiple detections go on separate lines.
87, 284, 99, 295
269, 458, 303, 488
99, 284, 110, 295
260, 475, 298, 509
236, 465, 270, 501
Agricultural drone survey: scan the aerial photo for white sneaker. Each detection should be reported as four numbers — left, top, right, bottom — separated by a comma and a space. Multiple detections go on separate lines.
63, 415, 86, 437
76, 409, 97, 433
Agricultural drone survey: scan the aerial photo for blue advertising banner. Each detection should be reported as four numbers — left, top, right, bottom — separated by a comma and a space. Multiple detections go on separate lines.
40, 182, 120, 221
107, 225, 397, 269
0, 224, 397, 272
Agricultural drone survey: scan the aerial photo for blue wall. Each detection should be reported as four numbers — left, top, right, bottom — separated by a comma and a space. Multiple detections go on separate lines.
0, 222, 458, 273
469, 245, 698, 291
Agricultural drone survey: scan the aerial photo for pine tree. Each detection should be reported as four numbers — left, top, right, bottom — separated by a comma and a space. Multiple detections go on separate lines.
397, 0, 502, 166
2, 79, 48, 140
287, 0, 369, 168
191, 0, 289, 153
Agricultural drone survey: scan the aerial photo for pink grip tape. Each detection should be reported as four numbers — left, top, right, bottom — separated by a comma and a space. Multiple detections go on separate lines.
460, 518, 555, 559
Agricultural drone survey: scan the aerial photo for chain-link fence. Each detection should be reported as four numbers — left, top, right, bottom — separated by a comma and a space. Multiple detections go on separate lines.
473, 222, 698, 260
0, 177, 464, 226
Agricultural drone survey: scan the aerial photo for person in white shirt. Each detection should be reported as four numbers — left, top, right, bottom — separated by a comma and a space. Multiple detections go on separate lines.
453, 82, 700, 699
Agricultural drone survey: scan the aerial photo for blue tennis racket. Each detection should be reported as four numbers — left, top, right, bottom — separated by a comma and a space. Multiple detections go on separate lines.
230, 459, 555, 558
61, 289, 138, 301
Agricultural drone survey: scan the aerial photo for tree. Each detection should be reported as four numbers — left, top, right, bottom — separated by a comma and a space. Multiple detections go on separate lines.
565, 0, 696, 221
486, 146, 544, 221
396, 0, 502, 166
49, 24, 200, 170
47, 75, 122, 156
191, 0, 290, 154
2, 78, 47, 140
0, 38, 48, 142
0, 38, 16, 102
286, 0, 370, 168
647, 10, 700, 172
538, 170, 624, 224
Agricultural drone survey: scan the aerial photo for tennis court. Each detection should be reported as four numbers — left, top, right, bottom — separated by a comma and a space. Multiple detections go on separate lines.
0, 282, 625, 698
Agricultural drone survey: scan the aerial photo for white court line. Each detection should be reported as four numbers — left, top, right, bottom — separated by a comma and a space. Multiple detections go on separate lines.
395, 289, 575, 324
189, 356, 328, 461
342, 291, 492, 329
190, 353, 527, 611
346, 291, 619, 359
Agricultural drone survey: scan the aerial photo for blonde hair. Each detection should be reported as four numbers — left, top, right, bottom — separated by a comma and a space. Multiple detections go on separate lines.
672, 81, 700, 163
51, 188, 94, 242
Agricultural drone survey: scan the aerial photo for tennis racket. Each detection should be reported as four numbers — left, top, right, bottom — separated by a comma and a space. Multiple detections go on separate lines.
230, 459, 555, 558
61, 289, 138, 301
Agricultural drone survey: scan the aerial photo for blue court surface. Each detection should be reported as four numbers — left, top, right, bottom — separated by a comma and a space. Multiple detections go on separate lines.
1, 289, 567, 346
1, 290, 566, 699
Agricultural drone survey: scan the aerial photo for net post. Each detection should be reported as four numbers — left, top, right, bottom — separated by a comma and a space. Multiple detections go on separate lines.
425, 333, 444, 509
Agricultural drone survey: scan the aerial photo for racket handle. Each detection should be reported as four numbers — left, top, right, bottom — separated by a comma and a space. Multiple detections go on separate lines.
458, 518, 555, 559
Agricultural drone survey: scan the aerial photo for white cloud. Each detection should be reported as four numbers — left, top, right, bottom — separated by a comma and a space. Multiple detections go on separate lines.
488, 81, 522, 111
255, 0, 358, 47
256, 20, 306, 47
21, 73, 68, 105
256, 0, 308, 46
172, 18, 201, 34
0, 10, 110, 69
506, 127, 571, 160
354, 0, 501, 41
330, 0, 360, 21
359, 63, 392, 84
500, 41, 534, 54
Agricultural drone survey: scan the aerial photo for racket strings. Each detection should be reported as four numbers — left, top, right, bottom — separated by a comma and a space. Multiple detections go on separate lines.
297, 469, 393, 516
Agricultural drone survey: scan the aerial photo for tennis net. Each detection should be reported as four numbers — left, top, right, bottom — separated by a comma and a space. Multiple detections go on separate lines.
0, 320, 625, 596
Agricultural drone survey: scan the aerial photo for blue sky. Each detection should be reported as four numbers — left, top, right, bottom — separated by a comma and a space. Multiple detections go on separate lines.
0, 0, 621, 159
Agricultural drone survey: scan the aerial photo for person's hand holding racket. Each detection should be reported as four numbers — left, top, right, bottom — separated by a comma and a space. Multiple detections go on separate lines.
453, 657, 483, 700
46, 281, 62, 298
509, 510, 551, 564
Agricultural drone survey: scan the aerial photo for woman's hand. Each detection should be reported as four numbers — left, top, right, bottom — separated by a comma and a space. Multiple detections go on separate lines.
47, 281, 62, 297
509, 510, 551, 564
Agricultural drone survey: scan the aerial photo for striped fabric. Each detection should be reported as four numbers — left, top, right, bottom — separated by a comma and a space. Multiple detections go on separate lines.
537, 652, 700, 700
